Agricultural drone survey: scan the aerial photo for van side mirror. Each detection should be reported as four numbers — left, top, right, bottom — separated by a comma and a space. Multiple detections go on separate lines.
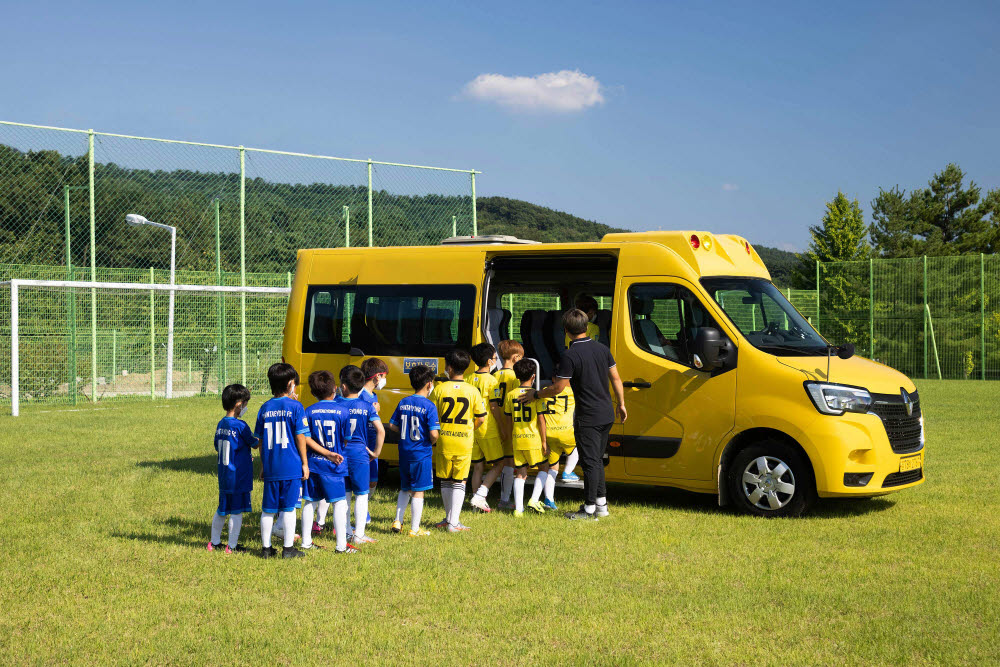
692, 327, 728, 371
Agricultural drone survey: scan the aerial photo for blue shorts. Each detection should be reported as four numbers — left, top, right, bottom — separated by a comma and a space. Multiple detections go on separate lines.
262, 479, 302, 514
217, 490, 252, 516
345, 452, 370, 495
303, 473, 346, 503
369, 457, 379, 485
399, 456, 433, 492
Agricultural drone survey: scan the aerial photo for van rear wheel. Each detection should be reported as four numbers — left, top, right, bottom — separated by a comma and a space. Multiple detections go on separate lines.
728, 440, 815, 517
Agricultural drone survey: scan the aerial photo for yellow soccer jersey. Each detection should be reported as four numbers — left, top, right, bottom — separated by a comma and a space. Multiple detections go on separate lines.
542, 386, 575, 436
494, 368, 520, 411
466, 371, 501, 440
430, 380, 488, 456
503, 386, 545, 451
564, 322, 600, 348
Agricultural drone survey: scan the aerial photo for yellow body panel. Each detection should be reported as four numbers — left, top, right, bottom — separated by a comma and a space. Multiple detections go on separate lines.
282, 231, 925, 504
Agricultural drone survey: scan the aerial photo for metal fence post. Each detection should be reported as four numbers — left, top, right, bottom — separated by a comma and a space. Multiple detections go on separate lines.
471, 171, 478, 237
150, 266, 155, 399
239, 146, 247, 386
64, 185, 78, 406
869, 258, 874, 358
88, 129, 97, 403
112, 328, 116, 389
982, 252, 987, 380
11, 280, 18, 417
367, 160, 373, 248
215, 198, 225, 393
815, 260, 820, 333
344, 205, 350, 248
452, 215, 457, 237
923, 255, 928, 379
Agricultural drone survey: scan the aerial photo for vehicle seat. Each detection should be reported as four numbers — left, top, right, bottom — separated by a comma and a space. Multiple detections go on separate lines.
424, 307, 455, 345
485, 307, 504, 347
631, 297, 672, 360
544, 310, 565, 366
595, 309, 612, 346
500, 308, 512, 341
520, 309, 553, 379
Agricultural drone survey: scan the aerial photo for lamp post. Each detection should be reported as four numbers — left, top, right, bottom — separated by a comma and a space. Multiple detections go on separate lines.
126, 213, 176, 399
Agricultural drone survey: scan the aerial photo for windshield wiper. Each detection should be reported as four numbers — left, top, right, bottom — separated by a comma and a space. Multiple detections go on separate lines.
756, 343, 828, 356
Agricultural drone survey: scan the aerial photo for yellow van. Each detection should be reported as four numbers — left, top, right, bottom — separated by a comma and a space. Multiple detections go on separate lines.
282, 231, 924, 516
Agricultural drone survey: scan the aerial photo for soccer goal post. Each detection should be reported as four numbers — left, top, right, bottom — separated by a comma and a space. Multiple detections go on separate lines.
2, 279, 291, 417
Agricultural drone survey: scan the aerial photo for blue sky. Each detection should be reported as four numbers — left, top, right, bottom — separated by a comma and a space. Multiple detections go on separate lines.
3, 0, 999, 250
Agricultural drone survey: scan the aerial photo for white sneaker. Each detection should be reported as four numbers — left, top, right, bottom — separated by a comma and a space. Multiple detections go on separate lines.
595, 503, 610, 518
470, 494, 491, 513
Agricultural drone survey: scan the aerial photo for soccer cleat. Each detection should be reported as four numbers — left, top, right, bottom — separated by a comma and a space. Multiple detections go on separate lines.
391, 521, 403, 533
335, 544, 360, 554
542, 498, 559, 511
470, 495, 492, 513
433, 518, 449, 529
560, 471, 580, 482
207, 542, 220, 552
565, 505, 597, 521
301, 542, 325, 550
261, 546, 278, 559
226, 544, 251, 554
311, 522, 325, 534
447, 523, 471, 532
352, 535, 377, 545
408, 528, 431, 537
595, 503, 610, 518
497, 500, 514, 511
527, 499, 546, 514
513, 510, 524, 517
282, 546, 306, 559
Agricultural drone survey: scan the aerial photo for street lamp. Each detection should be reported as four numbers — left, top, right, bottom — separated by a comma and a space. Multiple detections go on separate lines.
126, 213, 177, 399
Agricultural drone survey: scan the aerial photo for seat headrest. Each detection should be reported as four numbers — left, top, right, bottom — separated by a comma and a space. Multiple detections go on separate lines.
631, 297, 655, 317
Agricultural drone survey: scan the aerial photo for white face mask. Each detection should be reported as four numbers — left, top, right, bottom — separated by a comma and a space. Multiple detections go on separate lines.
375, 376, 387, 391
237, 403, 248, 419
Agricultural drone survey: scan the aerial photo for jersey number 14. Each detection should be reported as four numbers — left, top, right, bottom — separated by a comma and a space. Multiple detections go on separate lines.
263, 422, 290, 449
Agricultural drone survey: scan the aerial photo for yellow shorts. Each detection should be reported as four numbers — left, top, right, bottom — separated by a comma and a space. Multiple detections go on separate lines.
513, 448, 546, 469
546, 433, 577, 465
502, 438, 514, 459
472, 436, 505, 464
434, 450, 472, 481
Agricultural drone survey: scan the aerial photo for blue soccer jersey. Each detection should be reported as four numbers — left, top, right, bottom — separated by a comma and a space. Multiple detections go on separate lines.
254, 396, 310, 481
305, 399, 350, 476
214, 417, 258, 494
390, 395, 440, 461
335, 396, 380, 454
359, 387, 379, 449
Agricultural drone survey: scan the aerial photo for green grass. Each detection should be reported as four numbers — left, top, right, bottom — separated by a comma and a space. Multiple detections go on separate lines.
1, 380, 998, 664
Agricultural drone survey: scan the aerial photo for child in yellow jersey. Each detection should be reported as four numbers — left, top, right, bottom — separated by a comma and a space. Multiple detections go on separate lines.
540, 378, 576, 510
467, 343, 506, 513
563, 295, 601, 348
429, 348, 487, 532
494, 339, 524, 510
502, 358, 549, 516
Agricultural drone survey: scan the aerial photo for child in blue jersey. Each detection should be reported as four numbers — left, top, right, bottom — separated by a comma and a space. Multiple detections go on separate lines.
358, 357, 389, 525
255, 362, 334, 559
302, 370, 358, 555
335, 365, 385, 546
387, 365, 440, 537
208, 383, 259, 553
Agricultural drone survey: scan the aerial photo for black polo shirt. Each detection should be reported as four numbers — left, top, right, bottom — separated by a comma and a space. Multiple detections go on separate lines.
556, 337, 616, 427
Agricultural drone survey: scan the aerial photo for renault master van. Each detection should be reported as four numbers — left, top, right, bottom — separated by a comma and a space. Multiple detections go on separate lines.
282, 231, 924, 516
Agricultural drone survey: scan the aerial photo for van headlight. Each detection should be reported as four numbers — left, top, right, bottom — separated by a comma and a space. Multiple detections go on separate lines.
804, 382, 872, 415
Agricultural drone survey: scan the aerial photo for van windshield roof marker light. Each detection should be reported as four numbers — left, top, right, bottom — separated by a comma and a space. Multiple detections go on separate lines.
690, 234, 700, 249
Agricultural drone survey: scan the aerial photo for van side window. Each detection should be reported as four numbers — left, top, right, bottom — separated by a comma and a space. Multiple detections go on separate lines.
302, 286, 355, 354
353, 285, 476, 356
628, 284, 719, 367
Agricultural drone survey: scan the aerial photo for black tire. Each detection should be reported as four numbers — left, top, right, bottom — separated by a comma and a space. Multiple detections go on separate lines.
727, 439, 816, 517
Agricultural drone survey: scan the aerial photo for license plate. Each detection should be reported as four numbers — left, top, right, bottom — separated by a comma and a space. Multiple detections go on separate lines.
899, 455, 921, 473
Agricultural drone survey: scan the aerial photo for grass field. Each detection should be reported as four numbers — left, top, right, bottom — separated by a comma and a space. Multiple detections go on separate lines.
1, 379, 998, 664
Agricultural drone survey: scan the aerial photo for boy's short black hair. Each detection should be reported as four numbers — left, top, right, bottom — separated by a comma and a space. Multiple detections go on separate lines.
470, 342, 496, 369
562, 308, 589, 336
360, 357, 389, 379
444, 348, 471, 375
308, 370, 337, 400
513, 358, 536, 383
222, 383, 251, 412
408, 364, 436, 391
339, 364, 366, 394
267, 363, 299, 396
576, 295, 599, 314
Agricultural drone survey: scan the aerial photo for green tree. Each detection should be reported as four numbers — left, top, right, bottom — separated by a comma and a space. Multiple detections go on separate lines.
792, 191, 869, 287
870, 163, 999, 257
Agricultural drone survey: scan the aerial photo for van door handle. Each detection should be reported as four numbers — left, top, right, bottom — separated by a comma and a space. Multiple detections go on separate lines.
622, 381, 651, 389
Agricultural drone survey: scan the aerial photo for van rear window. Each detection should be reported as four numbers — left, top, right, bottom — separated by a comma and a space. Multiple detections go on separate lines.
302, 284, 476, 357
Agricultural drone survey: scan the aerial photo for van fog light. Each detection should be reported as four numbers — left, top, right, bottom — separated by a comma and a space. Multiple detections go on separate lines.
843, 472, 873, 487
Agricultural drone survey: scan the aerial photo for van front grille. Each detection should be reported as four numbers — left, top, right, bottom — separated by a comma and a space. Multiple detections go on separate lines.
882, 468, 923, 488
869, 392, 923, 454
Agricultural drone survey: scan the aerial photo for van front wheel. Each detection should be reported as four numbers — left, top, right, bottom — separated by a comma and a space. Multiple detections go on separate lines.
728, 441, 815, 517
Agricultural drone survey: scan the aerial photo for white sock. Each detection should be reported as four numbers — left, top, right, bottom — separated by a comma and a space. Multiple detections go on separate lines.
565, 449, 579, 475
584, 503, 596, 513
450, 482, 465, 527
395, 490, 411, 524
530, 472, 545, 503
260, 512, 275, 548
354, 494, 369, 539
210, 513, 225, 545
500, 467, 513, 501
514, 477, 525, 512
227, 514, 243, 549
411, 497, 424, 532
333, 499, 348, 551
545, 468, 558, 502
316, 499, 329, 526
441, 483, 454, 524
476, 485, 489, 498
281, 510, 296, 548
596, 496, 607, 507
301, 501, 315, 548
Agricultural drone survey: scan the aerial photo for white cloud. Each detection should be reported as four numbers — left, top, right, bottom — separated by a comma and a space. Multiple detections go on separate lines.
778, 242, 802, 253
722, 183, 739, 192
462, 70, 605, 112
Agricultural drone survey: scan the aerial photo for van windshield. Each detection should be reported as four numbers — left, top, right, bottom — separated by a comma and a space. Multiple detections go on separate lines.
701, 277, 829, 356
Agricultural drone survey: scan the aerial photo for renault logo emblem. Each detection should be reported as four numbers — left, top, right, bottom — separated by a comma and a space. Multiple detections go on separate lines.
901, 388, 913, 416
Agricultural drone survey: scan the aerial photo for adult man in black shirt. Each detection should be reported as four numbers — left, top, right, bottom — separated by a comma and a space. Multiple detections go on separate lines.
520, 308, 627, 520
